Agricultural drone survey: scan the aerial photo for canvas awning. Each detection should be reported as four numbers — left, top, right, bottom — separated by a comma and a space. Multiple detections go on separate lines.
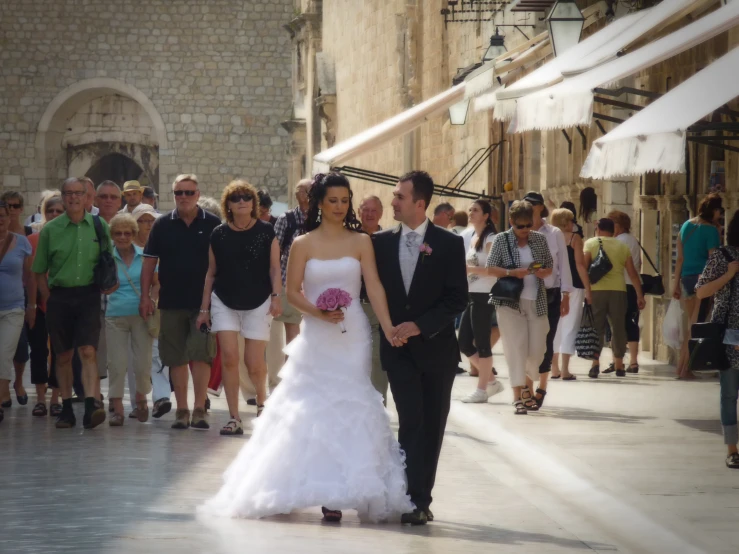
580, 47, 739, 179
509, 0, 739, 133
492, 9, 648, 121
312, 84, 464, 173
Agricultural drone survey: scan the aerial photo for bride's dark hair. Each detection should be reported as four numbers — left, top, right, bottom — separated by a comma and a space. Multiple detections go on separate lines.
304, 172, 363, 233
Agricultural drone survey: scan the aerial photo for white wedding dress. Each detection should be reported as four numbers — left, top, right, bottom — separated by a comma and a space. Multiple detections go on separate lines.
200, 257, 413, 522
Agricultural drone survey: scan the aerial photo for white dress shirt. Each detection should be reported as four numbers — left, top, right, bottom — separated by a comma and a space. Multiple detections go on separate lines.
401, 218, 430, 239
538, 222, 573, 293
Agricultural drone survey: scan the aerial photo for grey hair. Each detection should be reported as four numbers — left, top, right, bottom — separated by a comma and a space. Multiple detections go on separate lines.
197, 196, 223, 220
172, 173, 199, 189
360, 195, 383, 211
61, 177, 85, 193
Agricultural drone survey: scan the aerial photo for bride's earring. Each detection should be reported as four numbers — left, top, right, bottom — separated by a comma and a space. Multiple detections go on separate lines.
317, 208, 322, 222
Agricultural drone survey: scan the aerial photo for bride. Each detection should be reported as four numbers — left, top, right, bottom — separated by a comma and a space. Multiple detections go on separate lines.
199, 172, 413, 523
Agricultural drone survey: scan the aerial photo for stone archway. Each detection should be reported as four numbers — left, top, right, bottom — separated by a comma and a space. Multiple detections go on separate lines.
85, 153, 145, 187
35, 78, 167, 191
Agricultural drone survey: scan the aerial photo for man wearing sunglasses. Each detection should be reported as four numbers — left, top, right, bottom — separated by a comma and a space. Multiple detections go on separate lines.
140, 174, 220, 430
32, 177, 117, 430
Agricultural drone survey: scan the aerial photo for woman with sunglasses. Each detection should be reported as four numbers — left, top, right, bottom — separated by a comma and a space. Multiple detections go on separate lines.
484, 200, 553, 415
105, 213, 155, 426
196, 179, 282, 435
26, 193, 66, 416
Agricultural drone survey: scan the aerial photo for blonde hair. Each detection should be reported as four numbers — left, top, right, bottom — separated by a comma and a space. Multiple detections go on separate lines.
198, 196, 223, 220
109, 213, 139, 236
32, 191, 62, 232
550, 208, 574, 230
220, 179, 258, 222
172, 173, 199, 189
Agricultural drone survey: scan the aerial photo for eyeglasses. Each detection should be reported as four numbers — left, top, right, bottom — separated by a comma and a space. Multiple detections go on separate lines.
174, 190, 197, 197
515, 223, 533, 230
97, 194, 120, 201
45, 208, 64, 215
5, 203, 21, 210
228, 193, 254, 203
113, 231, 133, 237
62, 190, 86, 198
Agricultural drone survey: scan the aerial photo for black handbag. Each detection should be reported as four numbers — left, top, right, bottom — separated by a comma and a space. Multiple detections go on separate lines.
637, 240, 665, 296
490, 231, 524, 302
92, 215, 119, 291
588, 238, 613, 285
688, 248, 733, 372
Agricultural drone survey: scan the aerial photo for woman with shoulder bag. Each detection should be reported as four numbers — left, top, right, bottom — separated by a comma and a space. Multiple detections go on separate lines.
459, 200, 504, 403
485, 200, 553, 415
105, 213, 156, 426
695, 212, 739, 469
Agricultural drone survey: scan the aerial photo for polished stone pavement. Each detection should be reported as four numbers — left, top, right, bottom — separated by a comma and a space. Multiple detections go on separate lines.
1, 346, 737, 554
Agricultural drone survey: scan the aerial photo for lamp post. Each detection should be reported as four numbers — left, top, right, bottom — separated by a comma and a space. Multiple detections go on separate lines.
546, 0, 585, 57
483, 30, 507, 63
449, 98, 471, 125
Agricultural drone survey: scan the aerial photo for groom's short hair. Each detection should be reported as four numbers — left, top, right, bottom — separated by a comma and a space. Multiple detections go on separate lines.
399, 170, 434, 209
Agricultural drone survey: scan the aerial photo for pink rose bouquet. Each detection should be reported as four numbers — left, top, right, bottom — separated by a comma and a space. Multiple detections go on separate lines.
316, 288, 353, 333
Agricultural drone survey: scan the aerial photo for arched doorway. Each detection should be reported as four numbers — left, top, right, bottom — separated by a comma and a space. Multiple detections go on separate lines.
86, 153, 144, 187
36, 78, 167, 191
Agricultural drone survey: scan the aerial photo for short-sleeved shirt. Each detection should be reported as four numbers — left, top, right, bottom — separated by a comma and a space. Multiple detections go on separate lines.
584, 236, 630, 292
616, 232, 642, 286
144, 207, 221, 310
31, 212, 111, 289
466, 233, 496, 293
274, 207, 306, 286
211, 220, 276, 310
679, 220, 720, 276
107, 245, 147, 317
0, 233, 32, 311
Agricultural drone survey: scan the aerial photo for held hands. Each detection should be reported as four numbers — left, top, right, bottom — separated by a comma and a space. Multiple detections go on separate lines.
268, 296, 283, 318
139, 296, 155, 319
392, 322, 421, 344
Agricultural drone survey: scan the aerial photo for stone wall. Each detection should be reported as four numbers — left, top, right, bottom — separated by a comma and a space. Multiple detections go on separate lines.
0, 0, 293, 216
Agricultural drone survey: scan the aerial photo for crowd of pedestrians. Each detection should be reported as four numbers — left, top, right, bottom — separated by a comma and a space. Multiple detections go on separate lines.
1, 174, 736, 471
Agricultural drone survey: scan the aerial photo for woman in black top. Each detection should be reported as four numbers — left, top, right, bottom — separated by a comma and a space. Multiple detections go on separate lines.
197, 180, 282, 435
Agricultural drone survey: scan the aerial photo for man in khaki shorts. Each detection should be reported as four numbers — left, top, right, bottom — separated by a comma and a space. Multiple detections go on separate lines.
359, 195, 388, 404
273, 179, 312, 344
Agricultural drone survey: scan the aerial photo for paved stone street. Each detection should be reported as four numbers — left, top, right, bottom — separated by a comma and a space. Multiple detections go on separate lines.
1, 346, 737, 554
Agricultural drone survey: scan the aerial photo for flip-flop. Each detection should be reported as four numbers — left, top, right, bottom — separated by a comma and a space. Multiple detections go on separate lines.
550, 374, 561, 380
562, 375, 577, 381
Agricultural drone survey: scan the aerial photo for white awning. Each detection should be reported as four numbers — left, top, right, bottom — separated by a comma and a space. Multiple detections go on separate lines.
493, 9, 648, 121
510, 1, 739, 132
312, 84, 464, 173
580, 47, 739, 179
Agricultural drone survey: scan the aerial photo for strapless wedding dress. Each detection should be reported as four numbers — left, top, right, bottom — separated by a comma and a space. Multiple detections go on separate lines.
199, 257, 413, 522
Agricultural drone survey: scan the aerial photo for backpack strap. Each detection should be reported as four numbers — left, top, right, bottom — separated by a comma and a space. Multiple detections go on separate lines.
92, 215, 109, 254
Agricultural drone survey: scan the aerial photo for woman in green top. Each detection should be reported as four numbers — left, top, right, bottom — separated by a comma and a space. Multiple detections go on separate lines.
672, 193, 722, 380
583, 219, 645, 379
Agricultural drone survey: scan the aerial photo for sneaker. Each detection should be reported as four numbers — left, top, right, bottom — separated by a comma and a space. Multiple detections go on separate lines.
220, 418, 244, 436
83, 406, 106, 429
191, 407, 209, 430
727, 452, 739, 469
486, 380, 505, 397
55, 407, 77, 429
461, 388, 489, 403
152, 398, 172, 419
171, 408, 191, 430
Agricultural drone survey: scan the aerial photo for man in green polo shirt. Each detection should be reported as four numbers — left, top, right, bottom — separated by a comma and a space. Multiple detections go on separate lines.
33, 177, 117, 429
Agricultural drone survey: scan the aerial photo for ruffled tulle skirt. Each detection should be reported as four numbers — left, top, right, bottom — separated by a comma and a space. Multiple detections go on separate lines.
198, 311, 413, 522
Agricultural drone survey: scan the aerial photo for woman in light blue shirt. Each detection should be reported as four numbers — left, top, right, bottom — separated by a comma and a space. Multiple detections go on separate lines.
105, 213, 156, 426
672, 193, 722, 380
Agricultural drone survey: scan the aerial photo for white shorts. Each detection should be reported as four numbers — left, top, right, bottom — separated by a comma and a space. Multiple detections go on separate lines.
210, 293, 272, 341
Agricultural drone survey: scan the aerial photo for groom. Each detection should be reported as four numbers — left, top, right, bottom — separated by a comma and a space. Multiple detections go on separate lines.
373, 171, 468, 525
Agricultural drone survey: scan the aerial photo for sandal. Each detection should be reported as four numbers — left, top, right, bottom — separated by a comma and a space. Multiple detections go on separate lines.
32, 402, 47, 417
50, 403, 62, 417
727, 452, 739, 469
109, 413, 124, 427
626, 364, 639, 374
588, 365, 600, 379
257, 405, 265, 417
562, 374, 577, 381
521, 386, 537, 411
534, 388, 547, 409
220, 418, 244, 436
603, 363, 616, 374
513, 400, 527, 415
550, 373, 561, 380
321, 507, 342, 522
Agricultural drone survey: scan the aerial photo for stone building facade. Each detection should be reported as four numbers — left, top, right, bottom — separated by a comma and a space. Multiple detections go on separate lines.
0, 0, 293, 214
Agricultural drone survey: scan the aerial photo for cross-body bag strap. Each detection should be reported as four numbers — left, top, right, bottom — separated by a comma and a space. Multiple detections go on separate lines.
636, 238, 659, 274
505, 230, 517, 269
720, 247, 735, 327
115, 257, 141, 298
0, 233, 12, 265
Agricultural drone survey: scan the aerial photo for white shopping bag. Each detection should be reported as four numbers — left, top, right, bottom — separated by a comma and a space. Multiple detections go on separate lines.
662, 299, 684, 350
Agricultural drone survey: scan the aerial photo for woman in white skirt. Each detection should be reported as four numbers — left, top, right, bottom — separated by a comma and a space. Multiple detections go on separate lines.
196, 179, 282, 435
551, 208, 591, 380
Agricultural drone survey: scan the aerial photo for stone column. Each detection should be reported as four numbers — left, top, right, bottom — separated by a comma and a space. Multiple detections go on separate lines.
281, 120, 307, 206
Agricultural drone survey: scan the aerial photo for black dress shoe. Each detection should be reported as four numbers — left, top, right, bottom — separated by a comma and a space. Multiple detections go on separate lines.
401, 509, 428, 525
424, 509, 434, 522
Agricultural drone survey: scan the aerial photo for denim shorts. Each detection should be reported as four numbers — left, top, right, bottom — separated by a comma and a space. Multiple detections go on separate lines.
681, 274, 700, 298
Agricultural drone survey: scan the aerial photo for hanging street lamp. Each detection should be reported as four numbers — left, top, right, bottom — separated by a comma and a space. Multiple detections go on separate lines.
546, 0, 585, 57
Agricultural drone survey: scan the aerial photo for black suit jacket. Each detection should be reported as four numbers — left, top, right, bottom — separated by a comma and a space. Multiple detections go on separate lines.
372, 221, 468, 373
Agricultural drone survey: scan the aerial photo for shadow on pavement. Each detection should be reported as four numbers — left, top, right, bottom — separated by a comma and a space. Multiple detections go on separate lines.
674, 418, 722, 436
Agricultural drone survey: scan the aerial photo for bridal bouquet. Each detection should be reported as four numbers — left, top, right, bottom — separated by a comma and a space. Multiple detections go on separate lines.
316, 288, 353, 333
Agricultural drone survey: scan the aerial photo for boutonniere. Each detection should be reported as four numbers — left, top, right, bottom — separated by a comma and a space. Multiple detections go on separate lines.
419, 243, 433, 262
